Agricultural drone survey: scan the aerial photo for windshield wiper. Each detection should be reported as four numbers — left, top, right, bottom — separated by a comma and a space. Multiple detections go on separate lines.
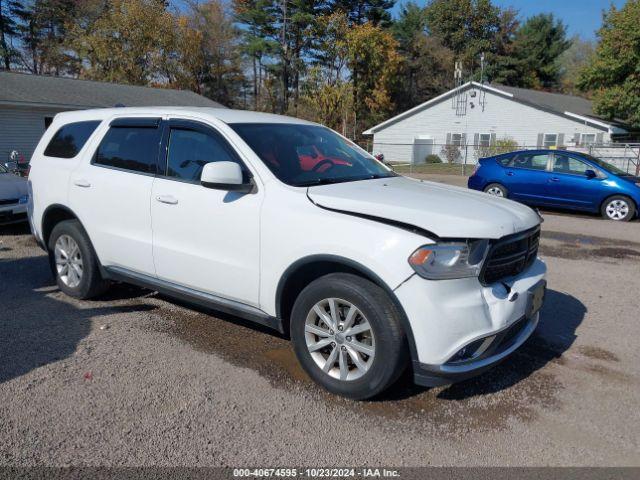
297, 173, 396, 187
296, 178, 353, 187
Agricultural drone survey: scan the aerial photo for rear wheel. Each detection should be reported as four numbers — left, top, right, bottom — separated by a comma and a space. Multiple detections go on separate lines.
290, 273, 408, 400
48, 220, 109, 299
601, 195, 635, 221
484, 183, 508, 197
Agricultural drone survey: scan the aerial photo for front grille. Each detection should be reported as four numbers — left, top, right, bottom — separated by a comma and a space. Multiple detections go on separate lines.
0, 198, 19, 206
480, 227, 540, 285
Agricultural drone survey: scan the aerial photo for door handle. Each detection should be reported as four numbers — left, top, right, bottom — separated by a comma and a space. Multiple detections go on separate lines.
156, 195, 178, 205
506, 171, 514, 176
549, 177, 560, 182
73, 179, 91, 188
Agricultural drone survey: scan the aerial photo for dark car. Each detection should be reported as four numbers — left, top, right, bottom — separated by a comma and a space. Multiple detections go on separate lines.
468, 149, 640, 221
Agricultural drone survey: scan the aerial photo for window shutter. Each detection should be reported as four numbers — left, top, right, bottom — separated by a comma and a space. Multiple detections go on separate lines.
573, 133, 581, 145
490, 133, 496, 144
596, 132, 604, 145
537, 133, 543, 148
473, 133, 479, 146
558, 133, 565, 146
446, 133, 452, 145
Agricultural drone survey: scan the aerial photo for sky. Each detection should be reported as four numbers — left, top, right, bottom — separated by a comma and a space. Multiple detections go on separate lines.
178, 0, 627, 40
488, 0, 626, 40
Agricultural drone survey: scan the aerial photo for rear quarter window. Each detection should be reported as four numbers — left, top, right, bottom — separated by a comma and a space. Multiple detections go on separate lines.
43, 121, 101, 158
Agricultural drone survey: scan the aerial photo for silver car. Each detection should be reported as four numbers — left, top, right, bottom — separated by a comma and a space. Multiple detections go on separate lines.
0, 163, 28, 224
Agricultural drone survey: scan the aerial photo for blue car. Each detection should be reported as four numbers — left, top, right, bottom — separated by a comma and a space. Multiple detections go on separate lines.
468, 149, 640, 221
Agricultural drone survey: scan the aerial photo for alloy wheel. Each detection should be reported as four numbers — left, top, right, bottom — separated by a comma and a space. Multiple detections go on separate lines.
54, 234, 83, 288
304, 298, 375, 381
486, 186, 504, 197
605, 199, 629, 220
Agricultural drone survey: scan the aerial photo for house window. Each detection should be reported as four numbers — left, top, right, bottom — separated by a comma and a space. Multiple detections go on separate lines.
580, 133, 596, 146
478, 133, 491, 147
450, 133, 463, 146
543, 134, 558, 148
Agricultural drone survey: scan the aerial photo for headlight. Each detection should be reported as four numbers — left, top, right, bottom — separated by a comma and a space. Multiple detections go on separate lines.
18, 194, 29, 204
408, 240, 490, 280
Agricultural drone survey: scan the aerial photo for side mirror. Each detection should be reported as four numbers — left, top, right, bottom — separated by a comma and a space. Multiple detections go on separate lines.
585, 169, 597, 179
201, 161, 253, 193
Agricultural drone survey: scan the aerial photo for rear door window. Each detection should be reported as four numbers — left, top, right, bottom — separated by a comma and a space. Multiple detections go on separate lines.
510, 153, 550, 171
43, 121, 101, 158
94, 123, 161, 174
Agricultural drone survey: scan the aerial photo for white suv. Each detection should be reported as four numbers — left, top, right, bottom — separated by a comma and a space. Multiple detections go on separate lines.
28, 107, 546, 399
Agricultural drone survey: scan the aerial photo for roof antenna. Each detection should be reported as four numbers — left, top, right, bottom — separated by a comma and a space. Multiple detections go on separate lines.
452, 61, 467, 116
479, 53, 487, 111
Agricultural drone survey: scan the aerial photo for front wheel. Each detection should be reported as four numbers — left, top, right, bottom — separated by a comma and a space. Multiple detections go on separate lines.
601, 196, 635, 221
290, 273, 408, 400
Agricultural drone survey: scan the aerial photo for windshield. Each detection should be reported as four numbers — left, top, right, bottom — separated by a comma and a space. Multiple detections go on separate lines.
581, 153, 628, 176
230, 123, 396, 187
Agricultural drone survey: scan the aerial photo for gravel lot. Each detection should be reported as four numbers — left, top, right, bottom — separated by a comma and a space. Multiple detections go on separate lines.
1, 180, 639, 467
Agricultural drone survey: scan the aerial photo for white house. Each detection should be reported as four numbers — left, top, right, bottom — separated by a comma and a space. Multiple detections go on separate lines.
363, 81, 632, 165
0, 71, 223, 163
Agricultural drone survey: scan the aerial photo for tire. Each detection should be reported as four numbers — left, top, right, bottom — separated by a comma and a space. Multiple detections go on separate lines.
48, 219, 109, 299
290, 273, 408, 400
484, 183, 508, 198
600, 195, 636, 221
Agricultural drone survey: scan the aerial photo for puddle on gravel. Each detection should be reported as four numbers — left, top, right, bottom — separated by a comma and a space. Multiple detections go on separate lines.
578, 345, 619, 362
147, 275, 631, 433
152, 302, 571, 433
539, 231, 640, 262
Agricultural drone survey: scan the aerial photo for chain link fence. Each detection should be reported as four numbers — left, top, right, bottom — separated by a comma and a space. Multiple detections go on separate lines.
365, 141, 640, 177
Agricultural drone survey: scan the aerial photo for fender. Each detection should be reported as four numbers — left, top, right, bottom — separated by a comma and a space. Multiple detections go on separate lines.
40, 204, 104, 266
275, 254, 420, 364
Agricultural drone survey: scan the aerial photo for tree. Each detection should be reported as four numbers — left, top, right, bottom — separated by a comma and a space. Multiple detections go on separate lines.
330, 0, 396, 27
69, 0, 176, 85
424, 0, 504, 72
172, 0, 245, 107
233, 0, 278, 110
14, 0, 80, 75
578, 0, 640, 127
390, 2, 453, 111
559, 36, 595, 94
0, 0, 24, 69
505, 13, 571, 89
346, 21, 400, 133
301, 13, 352, 132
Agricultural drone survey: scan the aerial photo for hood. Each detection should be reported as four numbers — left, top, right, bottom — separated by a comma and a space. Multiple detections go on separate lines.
307, 176, 541, 239
0, 173, 28, 200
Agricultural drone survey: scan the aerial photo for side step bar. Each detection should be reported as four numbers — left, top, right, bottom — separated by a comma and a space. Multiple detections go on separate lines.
103, 266, 284, 334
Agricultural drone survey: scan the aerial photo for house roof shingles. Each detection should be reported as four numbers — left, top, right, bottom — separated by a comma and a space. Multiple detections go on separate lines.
493, 84, 595, 119
365, 81, 629, 134
0, 71, 224, 109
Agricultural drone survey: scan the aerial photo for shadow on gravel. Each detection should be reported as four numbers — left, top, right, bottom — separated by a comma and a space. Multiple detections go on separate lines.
0, 222, 31, 236
0, 254, 155, 385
